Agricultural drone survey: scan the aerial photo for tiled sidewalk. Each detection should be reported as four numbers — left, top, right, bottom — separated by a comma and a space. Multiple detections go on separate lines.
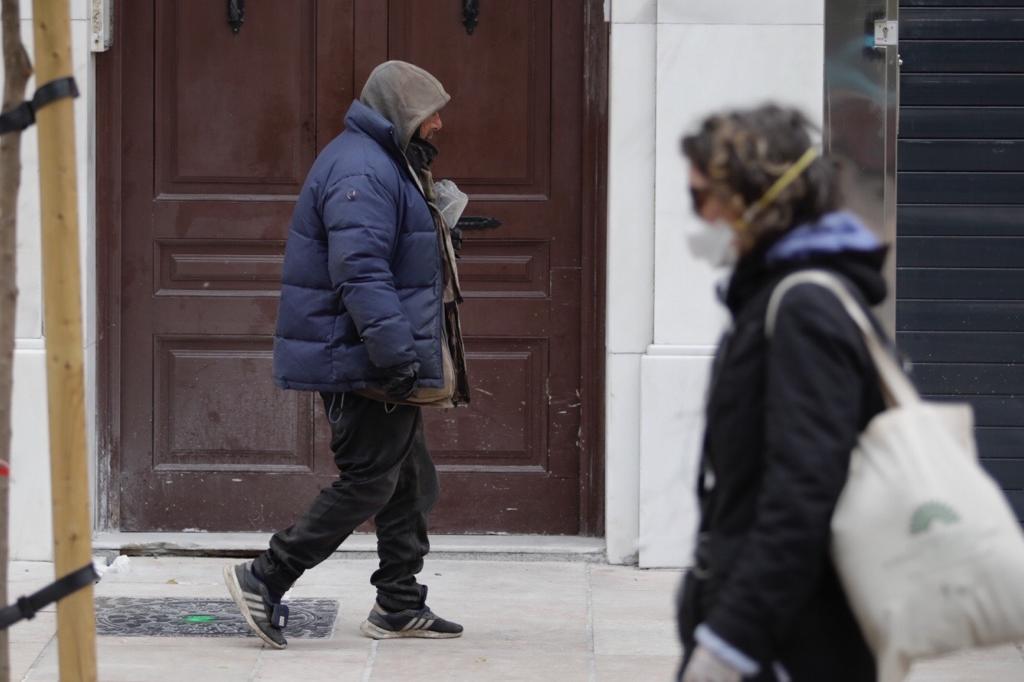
8, 557, 1023, 681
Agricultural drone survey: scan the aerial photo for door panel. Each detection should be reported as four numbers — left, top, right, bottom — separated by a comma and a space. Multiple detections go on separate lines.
118, 0, 354, 530
385, 0, 583, 532
155, 1, 318, 194
153, 337, 313, 472
388, 1, 551, 192
109, 0, 591, 534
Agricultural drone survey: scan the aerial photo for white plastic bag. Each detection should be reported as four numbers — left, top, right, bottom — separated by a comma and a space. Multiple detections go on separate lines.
768, 271, 1024, 682
433, 178, 468, 231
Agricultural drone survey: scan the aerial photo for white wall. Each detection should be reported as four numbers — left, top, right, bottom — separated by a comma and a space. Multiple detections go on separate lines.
605, 0, 658, 565
605, 0, 825, 567
7, 0, 94, 560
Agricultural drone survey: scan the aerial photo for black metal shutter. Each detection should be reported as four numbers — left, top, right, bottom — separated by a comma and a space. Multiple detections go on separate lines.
898, 1, 1024, 518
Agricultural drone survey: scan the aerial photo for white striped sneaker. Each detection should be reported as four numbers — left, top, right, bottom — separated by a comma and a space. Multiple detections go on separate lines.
223, 561, 288, 649
359, 602, 463, 639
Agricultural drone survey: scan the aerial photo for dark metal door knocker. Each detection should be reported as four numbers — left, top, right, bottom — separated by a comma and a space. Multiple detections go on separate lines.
462, 0, 480, 35
228, 0, 245, 34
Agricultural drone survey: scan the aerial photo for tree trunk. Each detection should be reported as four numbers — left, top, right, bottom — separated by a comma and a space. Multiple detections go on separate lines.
0, 0, 33, 679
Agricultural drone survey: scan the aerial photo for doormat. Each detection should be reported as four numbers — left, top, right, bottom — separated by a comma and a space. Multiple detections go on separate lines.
95, 597, 338, 639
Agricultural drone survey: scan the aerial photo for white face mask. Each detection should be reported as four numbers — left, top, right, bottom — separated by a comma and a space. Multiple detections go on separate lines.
684, 146, 820, 270
687, 221, 738, 268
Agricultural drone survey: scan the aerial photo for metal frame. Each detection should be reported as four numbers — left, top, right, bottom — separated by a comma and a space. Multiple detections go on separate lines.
823, 0, 900, 332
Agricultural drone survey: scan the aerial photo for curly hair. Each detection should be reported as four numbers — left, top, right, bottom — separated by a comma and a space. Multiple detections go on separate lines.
681, 104, 841, 251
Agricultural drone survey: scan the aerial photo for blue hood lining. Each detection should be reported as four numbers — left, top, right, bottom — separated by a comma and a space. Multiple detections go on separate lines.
765, 212, 882, 265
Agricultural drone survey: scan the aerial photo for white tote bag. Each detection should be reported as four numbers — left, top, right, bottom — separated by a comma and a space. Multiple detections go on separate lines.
768, 270, 1024, 682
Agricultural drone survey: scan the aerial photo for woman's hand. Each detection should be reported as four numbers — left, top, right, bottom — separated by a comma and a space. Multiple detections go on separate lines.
682, 646, 743, 682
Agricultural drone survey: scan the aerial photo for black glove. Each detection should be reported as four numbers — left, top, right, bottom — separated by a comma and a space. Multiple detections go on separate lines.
380, 361, 419, 401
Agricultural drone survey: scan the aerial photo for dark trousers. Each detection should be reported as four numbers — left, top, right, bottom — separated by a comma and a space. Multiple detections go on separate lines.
253, 392, 439, 611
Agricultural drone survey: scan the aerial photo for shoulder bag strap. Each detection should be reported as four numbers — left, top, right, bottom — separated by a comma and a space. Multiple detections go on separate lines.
766, 270, 919, 408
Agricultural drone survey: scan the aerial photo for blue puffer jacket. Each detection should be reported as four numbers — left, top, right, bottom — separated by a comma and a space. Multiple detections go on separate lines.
272, 100, 443, 392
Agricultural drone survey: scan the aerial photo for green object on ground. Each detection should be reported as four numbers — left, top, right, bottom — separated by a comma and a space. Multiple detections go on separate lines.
183, 615, 217, 623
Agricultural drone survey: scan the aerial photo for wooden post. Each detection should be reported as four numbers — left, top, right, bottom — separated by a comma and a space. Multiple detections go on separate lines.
30, 0, 97, 680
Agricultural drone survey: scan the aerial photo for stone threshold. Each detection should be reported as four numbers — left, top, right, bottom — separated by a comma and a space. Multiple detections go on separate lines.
94, 532, 607, 563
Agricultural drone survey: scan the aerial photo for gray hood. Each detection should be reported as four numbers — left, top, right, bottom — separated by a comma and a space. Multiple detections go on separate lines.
360, 61, 450, 151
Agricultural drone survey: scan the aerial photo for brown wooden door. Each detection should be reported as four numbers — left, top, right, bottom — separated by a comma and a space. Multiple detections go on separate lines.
105, 0, 595, 534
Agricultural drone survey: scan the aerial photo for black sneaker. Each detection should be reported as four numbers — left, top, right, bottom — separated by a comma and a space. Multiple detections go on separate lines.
222, 561, 288, 649
360, 602, 464, 639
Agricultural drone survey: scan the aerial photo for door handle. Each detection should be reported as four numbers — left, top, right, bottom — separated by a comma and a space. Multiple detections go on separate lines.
456, 216, 502, 231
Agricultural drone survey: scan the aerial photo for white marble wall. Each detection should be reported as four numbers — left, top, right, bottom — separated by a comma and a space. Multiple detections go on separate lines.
6, 0, 94, 560
605, 0, 658, 565
606, 0, 825, 567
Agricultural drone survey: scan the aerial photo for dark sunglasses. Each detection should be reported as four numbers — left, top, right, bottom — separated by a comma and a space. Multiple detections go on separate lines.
689, 185, 712, 213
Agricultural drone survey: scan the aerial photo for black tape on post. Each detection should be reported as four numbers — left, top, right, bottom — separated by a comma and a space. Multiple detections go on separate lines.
0, 562, 99, 630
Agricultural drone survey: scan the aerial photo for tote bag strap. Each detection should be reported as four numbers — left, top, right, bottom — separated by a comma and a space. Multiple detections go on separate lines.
766, 270, 920, 408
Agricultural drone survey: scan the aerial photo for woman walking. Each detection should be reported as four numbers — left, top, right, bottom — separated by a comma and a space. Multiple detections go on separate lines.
677, 105, 885, 682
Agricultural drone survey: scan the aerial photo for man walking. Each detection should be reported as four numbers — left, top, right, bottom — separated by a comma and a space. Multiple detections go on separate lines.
224, 61, 469, 649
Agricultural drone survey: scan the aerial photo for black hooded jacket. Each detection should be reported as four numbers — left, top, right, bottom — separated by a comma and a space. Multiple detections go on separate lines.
678, 214, 890, 681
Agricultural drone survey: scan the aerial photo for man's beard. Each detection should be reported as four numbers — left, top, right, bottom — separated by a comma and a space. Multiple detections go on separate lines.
406, 133, 439, 174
